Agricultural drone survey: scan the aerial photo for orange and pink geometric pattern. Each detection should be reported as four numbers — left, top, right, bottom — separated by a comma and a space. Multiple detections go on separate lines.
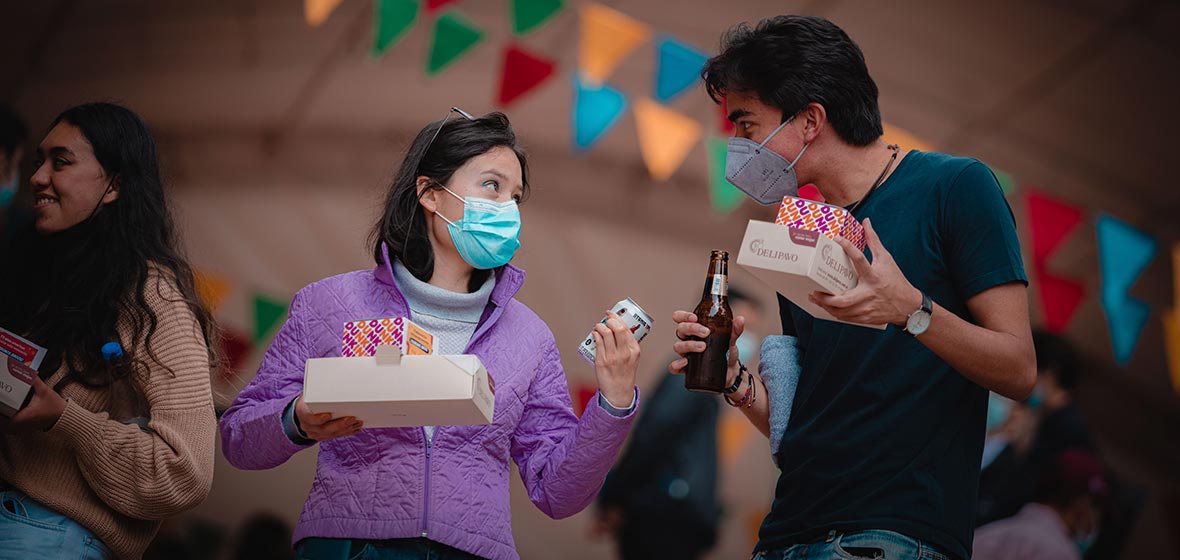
774, 196, 867, 251
342, 317, 434, 358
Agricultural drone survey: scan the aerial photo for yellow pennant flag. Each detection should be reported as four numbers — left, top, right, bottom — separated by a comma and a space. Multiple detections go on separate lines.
579, 3, 650, 85
1164, 310, 1180, 394
1164, 244, 1180, 394
195, 270, 232, 314
882, 122, 937, 153
305, 0, 344, 27
718, 410, 753, 467
634, 98, 702, 181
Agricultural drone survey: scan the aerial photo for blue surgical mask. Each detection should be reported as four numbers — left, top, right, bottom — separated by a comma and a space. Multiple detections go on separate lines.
436, 186, 522, 270
0, 171, 17, 208
725, 117, 809, 205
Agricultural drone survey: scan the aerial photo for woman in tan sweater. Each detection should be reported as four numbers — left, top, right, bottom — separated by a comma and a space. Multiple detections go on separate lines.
0, 103, 217, 559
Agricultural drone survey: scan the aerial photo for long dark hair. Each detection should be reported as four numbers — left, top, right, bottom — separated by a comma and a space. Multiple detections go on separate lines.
0, 102, 217, 403
370, 111, 529, 292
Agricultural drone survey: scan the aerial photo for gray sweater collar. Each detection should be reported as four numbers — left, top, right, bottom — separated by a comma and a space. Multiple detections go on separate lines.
392, 260, 495, 324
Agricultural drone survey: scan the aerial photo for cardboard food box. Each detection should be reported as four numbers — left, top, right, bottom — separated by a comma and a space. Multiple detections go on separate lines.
0, 358, 36, 418
737, 220, 886, 330
0, 327, 47, 370
342, 317, 434, 358
775, 196, 867, 251
303, 345, 495, 428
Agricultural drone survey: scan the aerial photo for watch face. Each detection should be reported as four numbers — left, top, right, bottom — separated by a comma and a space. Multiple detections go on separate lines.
907, 311, 931, 335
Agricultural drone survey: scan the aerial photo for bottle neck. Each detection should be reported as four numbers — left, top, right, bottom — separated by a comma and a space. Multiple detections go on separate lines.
702, 260, 729, 300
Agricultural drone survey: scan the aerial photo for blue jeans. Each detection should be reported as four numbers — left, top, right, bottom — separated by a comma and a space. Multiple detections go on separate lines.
296, 537, 484, 560
753, 530, 953, 560
0, 488, 113, 560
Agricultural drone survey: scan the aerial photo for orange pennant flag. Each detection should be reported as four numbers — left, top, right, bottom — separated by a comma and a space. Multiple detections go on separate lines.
305, 0, 344, 27
195, 270, 232, 314
634, 98, 702, 181
882, 122, 936, 153
578, 3, 650, 85
718, 410, 753, 467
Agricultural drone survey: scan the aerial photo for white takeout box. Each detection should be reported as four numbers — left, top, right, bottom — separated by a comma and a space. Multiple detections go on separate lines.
302, 345, 495, 428
0, 358, 36, 418
737, 220, 887, 330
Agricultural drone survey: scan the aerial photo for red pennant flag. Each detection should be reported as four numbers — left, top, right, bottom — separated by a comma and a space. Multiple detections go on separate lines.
1036, 271, 1086, 333
1025, 190, 1086, 333
718, 99, 735, 135
496, 43, 556, 108
573, 385, 598, 417
425, 0, 460, 13
1025, 190, 1083, 263
797, 184, 824, 202
218, 329, 254, 384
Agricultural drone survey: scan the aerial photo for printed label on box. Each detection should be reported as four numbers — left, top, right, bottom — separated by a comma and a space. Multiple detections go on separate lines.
342, 317, 435, 357
0, 327, 47, 370
775, 196, 866, 251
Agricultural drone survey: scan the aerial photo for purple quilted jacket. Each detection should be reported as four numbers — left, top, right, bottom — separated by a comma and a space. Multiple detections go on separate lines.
219, 246, 638, 559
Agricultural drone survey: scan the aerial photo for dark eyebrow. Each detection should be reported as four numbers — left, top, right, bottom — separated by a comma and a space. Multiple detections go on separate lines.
36, 146, 74, 159
482, 169, 524, 193
727, 109, 752, 123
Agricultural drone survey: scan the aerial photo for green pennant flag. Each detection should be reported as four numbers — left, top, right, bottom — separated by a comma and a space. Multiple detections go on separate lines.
371, 0, 418, 58
426, 11, 485, 76
511, 0, 564, 36
993, 168, 1016, 196
253, 294, 289, 343
707, 136, 744, 213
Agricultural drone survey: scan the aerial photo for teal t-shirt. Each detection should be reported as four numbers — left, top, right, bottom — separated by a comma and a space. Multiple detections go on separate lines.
757, 151, 1028, 559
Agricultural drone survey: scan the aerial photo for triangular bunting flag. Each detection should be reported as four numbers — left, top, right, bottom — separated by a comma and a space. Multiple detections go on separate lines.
572, 75, 627, 151
305, 0, 344, 27
717, 99, 735, 135
1096, 215, 1157, 365
1025, 190, 1086, 333
1165, 310, 1180, 393
573, 384, 597, 417
425, 0, 460, 14
496, 44, 556, 108
706, 136, 744, 213
654, 35, 708, 103
218, 328, 254, 384
512, 0, 564, 36
1025, 191, 1083, 263
578, 3, 650, 85
253, 294, 289, 343
1036, 272, 1086, 334
371, 0, 418, 57
634, 98, 701, 181
718, 410, 753, 467
993, 168, 1016, 196
194, 270, 232, 314
798, 184, 824, 202
881, 122, 936, 153
426, 10, 485, 76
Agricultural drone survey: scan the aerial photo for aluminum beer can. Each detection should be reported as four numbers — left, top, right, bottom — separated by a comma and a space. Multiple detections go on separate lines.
578, 298, 654, 364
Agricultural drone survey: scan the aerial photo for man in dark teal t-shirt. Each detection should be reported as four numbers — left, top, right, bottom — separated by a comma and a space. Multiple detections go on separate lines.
669, 16, 1036, 560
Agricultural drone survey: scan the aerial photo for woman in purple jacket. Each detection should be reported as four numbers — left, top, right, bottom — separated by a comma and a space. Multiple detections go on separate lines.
219, 109, 642, 560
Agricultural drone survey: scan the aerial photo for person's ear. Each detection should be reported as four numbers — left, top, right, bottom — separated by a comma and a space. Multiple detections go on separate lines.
102, 176, 120, 204
800, 102, 827, 144
417, 177, 439, 214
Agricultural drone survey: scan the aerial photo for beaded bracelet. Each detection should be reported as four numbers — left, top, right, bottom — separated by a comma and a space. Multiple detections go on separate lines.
723, 369, 753, 408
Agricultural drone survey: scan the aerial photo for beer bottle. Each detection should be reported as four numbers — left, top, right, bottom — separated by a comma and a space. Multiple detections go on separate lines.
684, 250, 733, 393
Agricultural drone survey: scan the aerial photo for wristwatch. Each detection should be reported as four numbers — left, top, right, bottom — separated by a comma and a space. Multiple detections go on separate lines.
903, 292, 933, 336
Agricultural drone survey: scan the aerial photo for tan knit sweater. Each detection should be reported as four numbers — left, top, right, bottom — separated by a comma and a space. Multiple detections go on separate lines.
0, 272, 216, 559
